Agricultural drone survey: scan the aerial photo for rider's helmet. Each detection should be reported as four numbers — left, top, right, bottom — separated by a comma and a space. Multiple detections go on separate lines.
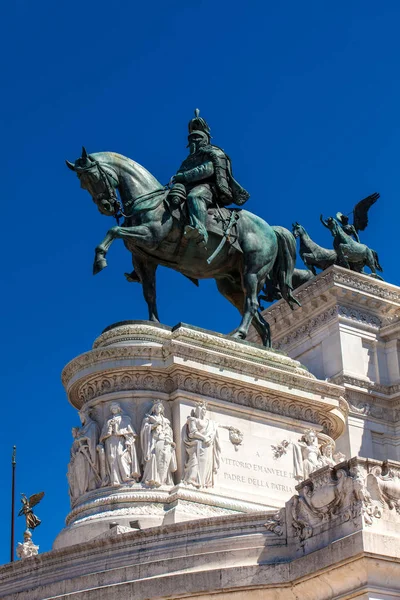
187, 109, 211, 144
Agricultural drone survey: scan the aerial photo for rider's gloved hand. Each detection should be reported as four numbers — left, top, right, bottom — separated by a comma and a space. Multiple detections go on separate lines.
173, 172, 185, 183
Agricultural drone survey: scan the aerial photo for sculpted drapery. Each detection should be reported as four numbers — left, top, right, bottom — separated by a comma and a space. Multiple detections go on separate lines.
140, 400, 177, 487
293, 430, 324, 481
183, 402, 221, 488
100, 403, 140, 486
67, 410, 100, 503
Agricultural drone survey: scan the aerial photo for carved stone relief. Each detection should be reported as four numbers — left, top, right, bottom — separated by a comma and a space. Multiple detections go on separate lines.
16, 531, 39, 559
272, 430, 346, 482
99, 403, 140, 486
182, 401, 222, 488
67, 408, 100, 506
289, 462, 382, 541
367, 464, 400, 513
140, 400, 177, 487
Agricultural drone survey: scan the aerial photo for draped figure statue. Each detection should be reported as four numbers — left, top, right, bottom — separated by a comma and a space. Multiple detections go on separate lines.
67, 409, 100, 504
293, 430, 324, 481
140, 400, 177, 487
99, 402, 140, 486
182, 401, 221, 488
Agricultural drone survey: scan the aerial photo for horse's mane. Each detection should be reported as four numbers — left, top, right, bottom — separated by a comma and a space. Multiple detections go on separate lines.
91, 151, 162, 190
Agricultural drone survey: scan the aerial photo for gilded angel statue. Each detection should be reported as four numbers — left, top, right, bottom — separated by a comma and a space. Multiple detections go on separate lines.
18, 491, 45, 531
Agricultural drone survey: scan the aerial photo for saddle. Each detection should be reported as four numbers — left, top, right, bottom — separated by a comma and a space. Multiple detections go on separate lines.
166, 184, 242, 255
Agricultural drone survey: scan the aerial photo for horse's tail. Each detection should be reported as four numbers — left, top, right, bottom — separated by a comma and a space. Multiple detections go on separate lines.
271, 226, 301, 309
372, 250, 383, 272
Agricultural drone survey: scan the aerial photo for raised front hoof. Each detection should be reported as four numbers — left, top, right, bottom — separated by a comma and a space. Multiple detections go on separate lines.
93, 258, 107, 275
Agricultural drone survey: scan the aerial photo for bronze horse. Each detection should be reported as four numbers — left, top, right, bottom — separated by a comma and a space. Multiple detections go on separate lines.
67, 148, 300, 347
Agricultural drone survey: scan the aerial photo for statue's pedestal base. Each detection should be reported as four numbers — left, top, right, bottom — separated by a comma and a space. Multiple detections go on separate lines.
55, 321, 346, 549
4, 458, 400, 600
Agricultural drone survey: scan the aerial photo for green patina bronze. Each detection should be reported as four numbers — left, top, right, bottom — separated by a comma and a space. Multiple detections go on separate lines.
66, 111, 383, 347
292, 193, 382, 279
320, 214, 383, 279
66, 110, 301, 347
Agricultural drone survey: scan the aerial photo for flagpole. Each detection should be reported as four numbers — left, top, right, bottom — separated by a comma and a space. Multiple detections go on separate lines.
10, 445, 16, 563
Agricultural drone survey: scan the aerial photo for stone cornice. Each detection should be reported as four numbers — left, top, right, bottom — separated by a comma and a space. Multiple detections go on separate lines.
63, 322, 312, 388
330, 373, 400, 400
62, 322, 346, 438
256, 266, 400, 344
252, 267, 400, 350
70, 366, 344, 438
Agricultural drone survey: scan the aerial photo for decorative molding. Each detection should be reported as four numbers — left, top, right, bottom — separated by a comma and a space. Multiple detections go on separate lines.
274, 304, 382, 351
93, 322, 172, 349
338, 305, 381, 329
330, 374, 400, 399
66, 483, 268, 526
70, 369, 343, 438
63, 334, 316, 391
274, 307, 338, 350
259, 267, 400, 348
332, 269, 400, 303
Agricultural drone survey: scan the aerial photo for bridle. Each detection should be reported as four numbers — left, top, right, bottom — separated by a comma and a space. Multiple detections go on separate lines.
78, 160, 126, 223
79, 159, 170, 224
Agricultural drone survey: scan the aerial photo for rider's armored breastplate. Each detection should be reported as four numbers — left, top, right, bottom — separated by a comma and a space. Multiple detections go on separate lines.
179, 147, 231, 201
179, 151, 209, 174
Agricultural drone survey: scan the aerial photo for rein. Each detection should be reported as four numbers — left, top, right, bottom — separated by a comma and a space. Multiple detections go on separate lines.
118, 186, 169, 220
91, 160, 170, 223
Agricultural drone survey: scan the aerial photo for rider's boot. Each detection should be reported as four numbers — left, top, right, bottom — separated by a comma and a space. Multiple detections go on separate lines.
185, 188, 209, 248
124, 269, 141, 283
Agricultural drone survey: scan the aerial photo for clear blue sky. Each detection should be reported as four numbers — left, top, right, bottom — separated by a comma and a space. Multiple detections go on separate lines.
1, 1, 398, 562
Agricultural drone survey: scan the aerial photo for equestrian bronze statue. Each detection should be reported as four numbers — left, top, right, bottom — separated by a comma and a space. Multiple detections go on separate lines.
292, 193, 382, 280
66, 110, 300, 347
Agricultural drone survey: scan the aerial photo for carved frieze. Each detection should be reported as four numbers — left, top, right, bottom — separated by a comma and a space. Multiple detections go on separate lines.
273, 430, 345, 482
71, 369, 342, 437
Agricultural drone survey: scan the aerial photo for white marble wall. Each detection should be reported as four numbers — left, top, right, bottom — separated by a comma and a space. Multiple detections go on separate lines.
55, 321, 347, 548
257, 267, 400, 463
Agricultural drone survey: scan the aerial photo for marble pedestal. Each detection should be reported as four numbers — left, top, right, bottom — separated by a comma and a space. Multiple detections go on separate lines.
250, 266, 400, 463
3, 457, 400, 600
55, 321, 346, 548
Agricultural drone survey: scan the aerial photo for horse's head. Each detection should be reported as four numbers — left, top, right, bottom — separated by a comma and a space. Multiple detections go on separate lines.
292, 222, 304, 238
66, 147, 120, 217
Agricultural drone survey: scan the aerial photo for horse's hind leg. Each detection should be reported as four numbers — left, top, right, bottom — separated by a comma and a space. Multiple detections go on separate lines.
131, 255, 160, 322
365, 249, 384, 280
216, 278, 270, 347
232, 272, 264, 343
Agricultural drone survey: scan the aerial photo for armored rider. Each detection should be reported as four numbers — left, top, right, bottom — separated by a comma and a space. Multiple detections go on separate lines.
171, 109, 250, 247
126, 109, 250, 283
